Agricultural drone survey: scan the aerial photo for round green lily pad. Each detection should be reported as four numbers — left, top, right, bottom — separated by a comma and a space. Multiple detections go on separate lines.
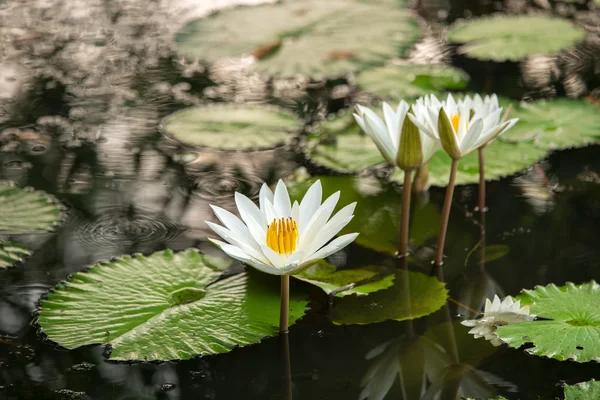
355, 64, 469, 100
332, 269, 448, 325
497, 281, 600, 362
0, 181, 63, 233
499, 100, 600, 150
161, 104, 301, 151
448, 15, 585, 61
37, 249, 308, 361
174, 0, 421, 78
0, 240, 30, 269
564, 380, 600, 399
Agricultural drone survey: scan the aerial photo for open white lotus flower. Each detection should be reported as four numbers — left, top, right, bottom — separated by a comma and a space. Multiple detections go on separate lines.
206, 180, 358, 275
461, 295, 535, 346
353, 101, 441, 171
409, 94, 518, 160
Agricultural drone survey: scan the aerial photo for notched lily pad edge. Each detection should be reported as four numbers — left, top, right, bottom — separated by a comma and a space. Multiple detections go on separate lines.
158, 103, 305, 153
32, 248, 234, 363
0, 240, 32, 270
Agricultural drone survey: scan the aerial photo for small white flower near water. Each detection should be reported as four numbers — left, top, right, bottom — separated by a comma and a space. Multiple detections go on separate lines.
461, 295, 535, 346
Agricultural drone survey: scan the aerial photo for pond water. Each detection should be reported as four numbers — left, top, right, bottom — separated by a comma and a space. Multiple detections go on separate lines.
1, 0, 600, 399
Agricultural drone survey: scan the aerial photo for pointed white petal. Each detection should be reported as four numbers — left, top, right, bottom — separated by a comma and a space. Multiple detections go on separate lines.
298, 191, 341, 251
263, 199, 278, 224
299, 179, 322, 234
260, 244, 285, 268
291, 201, 299, 222
259, 183, 274, 212
303, 233, 359, 263
210, 205, 255, 244
273, 179, 292, 218
235, 192, 267, 229
459, 118, 483, 156
208, 238, 278, 273
305, 202, 356, 255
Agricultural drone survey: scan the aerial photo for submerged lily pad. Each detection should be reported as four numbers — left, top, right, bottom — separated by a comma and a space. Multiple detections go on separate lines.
0, 241, 30, 269
161, 104, 301, 151
564, 380, 600, 399
38, 249, 308, 361
295, 261, 394, 297
0, 181, 63, 233
175, 0, 421, 78
499, 100, 600, 150
355, 64, 469, 100
448, 15, 584, 61
332, 269, 448, 325
497, 281, 600, 362
306, 112, 546, 186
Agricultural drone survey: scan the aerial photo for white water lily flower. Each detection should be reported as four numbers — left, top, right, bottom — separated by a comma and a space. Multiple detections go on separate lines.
353, 101, 441, 170
206, 179, 358, 275
461, 295, 535, 346
409, 93, 518, 160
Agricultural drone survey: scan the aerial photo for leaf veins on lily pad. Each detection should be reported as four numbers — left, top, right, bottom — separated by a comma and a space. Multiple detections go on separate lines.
497, 281, 600, 362
0, 181, 63, 233
564, 379, 600, 399
37, 249, 308, 361
0, 240, 31, 269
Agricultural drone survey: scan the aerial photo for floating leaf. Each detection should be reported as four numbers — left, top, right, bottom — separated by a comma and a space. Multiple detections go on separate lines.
0, 241, 30, 269
332, 269, 448, 325
161, 104, 301, 151
564, 380, 600, 399
174, 0, 421, 78
499, 100, 600, 150
289, 175, 440, 255
496, 281, 600, 362
448, 15, 584, 61
38, 249, 308, 361
0, 181, 63, 233
356, 64, 469, 100
295, 261, 394, 297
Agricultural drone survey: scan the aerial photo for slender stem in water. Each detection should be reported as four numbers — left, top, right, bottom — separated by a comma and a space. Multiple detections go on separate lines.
280, 275, 290, 334
281, 333, 293, 400
397, 170, 413, 268
478, 146, 486, 214
434, 159, 459, 267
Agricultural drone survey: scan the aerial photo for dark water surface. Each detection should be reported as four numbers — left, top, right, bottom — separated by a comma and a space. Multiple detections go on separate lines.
1, 0, 600, 399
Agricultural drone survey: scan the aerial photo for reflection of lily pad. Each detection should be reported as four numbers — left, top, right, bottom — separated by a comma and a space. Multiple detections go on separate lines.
497, 281, 600, 362
356, 65, 469, 100
448, 15, 584, 61
174, 0, 421, 77
499, 100, 600, 150
38, 249, 308, 361
295, 261, 394, 297
564, 380, 600, 399
161, 104, 301, 151
0, 241, 30, 269
332, 269, 448, 325
0, 181, 63, 233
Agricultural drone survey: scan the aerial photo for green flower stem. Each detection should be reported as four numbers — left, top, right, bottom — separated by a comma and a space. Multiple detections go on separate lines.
280, 275, 290, 334
434, 159, 458, 267
281, 333, 293, 400
398, 170, 413, 269
478, 146, 486, 214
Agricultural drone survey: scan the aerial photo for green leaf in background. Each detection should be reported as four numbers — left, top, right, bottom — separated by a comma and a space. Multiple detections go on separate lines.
295, 261, 394, 297
448, 15, 584, 61
496, 281, 600, 362
564, 379, 600, 400
174, 0, 421, 78
355, 64, 469, 100
0, 240, 30, 269
38, 249, 308, 361
161, 104, 301, 151
289, 175, 440, 255
499, 100, 600, 150
0, 181, 63, 233
332, 269, 448, 325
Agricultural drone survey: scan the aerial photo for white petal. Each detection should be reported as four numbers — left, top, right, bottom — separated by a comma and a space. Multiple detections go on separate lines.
291, 201, 299, 222
235, 192, 267, 229
206, 222, 271, 265
302, 233, 359, 264
263, 199, 278, 223
273, 179, 292, 218
305, 202, 356, 255
210, 205, 255, 244
260, 244, 286, 268
459, 118, 483, 156
208, 238, 278, 273
298, 191, 340, 250
382, 101, 400, 151
259, 183, 274, 212
364, 113, 396, 164
299, 179, 322, 234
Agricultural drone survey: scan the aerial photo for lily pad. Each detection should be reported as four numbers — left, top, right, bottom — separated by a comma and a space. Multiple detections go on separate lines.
295, 261, 394, 297
174, 0, 421, 78
355, 64, 469, 100
496, 281, 600, 362
564, 380, 600, 399
332, 269, 448, 325
161, 104, 301, 151
448, 15, 585, 61
499, 100, 600, 150
306, 112, 546, 186
0, 240, 30, 269
0, 181, 63, 233
37, 249, 308, 361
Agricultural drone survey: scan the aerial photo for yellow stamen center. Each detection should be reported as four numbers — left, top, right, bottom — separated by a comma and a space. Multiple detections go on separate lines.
266, 218, 298, 255
451, 114, 461, 133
